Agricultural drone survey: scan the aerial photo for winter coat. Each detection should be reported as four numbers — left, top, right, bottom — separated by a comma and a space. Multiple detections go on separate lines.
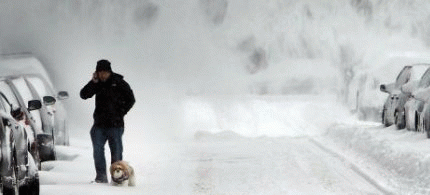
80, 73, 135, 128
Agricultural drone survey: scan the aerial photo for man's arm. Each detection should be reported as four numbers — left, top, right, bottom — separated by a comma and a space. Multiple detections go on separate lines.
80, 72, 101, 100
119, 80, 135, 116
80, 80, 99, 100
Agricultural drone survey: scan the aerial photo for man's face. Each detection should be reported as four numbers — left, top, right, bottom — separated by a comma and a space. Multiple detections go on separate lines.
97, 70, 111, 82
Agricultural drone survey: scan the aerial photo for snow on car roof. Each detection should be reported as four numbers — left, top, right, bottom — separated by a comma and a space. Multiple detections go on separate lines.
0, 54, 54, 88
407, 64, 430, 81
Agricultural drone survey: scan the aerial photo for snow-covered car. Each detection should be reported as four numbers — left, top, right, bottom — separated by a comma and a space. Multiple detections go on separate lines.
0, 54, 70, 161
5, 76, 59, 162
0, 55, 70, 146
0, 90, 40, 195
347, 72, 384, 122
380, 64, 430, 128
0, 78, 45, 169
401, 66, 430, 131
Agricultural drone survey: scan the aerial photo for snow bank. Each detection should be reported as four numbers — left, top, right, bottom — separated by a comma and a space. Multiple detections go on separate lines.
326, 123, 430, 194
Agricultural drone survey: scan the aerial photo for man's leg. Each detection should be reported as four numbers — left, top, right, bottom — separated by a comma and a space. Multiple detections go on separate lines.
107, 127, 124, 164
90, 126, 108, 183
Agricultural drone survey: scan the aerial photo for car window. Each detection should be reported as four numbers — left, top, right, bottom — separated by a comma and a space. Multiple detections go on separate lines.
26, 76, 54, 97
396, 66, 412, 87
411, 65, 430, 81
0, 81, 21, 111
419, 68, 430, 88
0, 93, 8, 113
10, 78, 42, 130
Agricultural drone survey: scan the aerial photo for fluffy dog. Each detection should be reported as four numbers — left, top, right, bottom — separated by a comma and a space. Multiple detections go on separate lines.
109, 161, 136, 186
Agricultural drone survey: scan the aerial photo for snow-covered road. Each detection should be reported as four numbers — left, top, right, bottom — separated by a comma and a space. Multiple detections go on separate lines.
37, 94, 397, 195
161, 136, 383, 194
40, 136, 384, 195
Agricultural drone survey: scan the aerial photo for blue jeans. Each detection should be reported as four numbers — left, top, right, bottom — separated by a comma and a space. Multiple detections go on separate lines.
90, 126, 124, 181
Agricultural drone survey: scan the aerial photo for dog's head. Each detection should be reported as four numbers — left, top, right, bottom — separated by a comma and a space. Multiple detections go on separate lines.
110, 161, 130, 183
112, 166, 124, 179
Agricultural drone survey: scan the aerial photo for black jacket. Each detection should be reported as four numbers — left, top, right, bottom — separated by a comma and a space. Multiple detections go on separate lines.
80, 73, 135, 128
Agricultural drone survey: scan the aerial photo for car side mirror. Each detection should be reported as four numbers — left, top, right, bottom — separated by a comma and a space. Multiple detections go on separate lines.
57, 91, 69, 100
43, 96, 56, 106
2, 118, 10, 126
28, 100, 42, 111
10, 108, 24, 120
380, 84, 387, 93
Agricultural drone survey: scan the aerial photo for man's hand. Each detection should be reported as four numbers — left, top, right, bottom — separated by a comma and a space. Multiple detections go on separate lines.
92, 72, 99, 83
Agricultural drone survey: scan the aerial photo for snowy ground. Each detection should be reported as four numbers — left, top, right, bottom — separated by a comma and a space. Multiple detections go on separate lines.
35, 94, 430, 194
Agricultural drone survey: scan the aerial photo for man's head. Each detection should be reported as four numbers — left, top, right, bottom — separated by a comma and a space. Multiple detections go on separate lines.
96, 59, 112, 82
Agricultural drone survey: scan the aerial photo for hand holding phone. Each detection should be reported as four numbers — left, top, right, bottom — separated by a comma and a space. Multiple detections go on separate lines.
92, 72, 99, 83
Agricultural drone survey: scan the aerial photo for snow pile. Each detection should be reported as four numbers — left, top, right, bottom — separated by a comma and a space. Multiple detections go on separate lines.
183, 94, 357, 139
326, 123, 430, 193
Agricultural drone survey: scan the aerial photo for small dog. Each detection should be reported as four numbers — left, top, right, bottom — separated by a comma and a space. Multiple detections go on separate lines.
109, 161, 136, 186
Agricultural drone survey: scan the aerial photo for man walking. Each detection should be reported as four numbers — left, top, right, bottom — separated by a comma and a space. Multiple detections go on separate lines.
80, 59, 135, 183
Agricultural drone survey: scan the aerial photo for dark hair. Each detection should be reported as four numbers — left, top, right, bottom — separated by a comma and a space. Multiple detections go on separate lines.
96, 59, 112, 72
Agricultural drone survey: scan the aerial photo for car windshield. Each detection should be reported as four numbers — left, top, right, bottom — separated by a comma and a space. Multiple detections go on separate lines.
0, 93, 10, 114
419, 68, 430, 88
0, 81, 21, 112
10, 77, 42, 131
395, 66, 411, 87
25, 76, 55, 97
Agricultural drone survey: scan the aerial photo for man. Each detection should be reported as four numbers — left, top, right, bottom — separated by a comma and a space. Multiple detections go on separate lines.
80, 59, 135, 183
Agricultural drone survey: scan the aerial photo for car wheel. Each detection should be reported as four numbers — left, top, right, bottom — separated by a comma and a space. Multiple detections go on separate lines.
37, 134, 56, 162
418, 114, 425, 133
426, 122, 430, 138
381, 109, 388, 127
29, 142, 42, 170
64, 121, 69, 146
19, 153, 39, 195
3, 150, 19, 195
422, 115, 430, 138
382, 109, 392, 127
65, 130, 70, 146
39, 146, 56, 162
425, 118, 430, 138
19, 175, 39, 195
415, 112, 420, 132
395, 110, 406, 129
49, 147, 56, 161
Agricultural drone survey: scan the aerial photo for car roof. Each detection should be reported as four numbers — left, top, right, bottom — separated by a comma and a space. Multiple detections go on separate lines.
0, 54, 54, 89
406, 63, 430, 67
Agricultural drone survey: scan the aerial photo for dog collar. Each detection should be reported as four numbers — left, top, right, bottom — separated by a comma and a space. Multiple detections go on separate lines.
112, 174, 129, 183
